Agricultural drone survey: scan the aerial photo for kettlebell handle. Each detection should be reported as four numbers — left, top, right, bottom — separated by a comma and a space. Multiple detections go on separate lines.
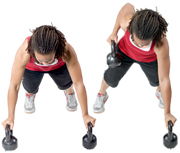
168, 121, 173, 141
87, 122, 93, 141
5, 124, 12, 142
111, 40, 116, 58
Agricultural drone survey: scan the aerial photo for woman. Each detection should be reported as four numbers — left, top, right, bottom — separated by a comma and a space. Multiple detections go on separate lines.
2, 25, 96, 130
93, 3, 176, 129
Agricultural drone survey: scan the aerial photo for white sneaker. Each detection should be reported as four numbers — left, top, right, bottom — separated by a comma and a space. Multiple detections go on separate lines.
24, 93, 36, 113
93, 92, 109, 113
64, 90, 78, 111
155, 90, 164, 109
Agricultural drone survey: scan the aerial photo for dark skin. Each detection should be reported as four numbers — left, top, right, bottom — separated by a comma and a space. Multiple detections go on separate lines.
105, 3, 176, 129
2, 39, 96, 131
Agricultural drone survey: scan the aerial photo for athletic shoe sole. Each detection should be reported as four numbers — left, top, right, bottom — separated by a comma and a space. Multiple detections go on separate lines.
93, 108, 105, 114
24, 108, 36, 114
66, 105, 77, 112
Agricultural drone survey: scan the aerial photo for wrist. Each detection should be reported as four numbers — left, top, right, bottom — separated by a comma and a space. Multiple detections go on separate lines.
83, 114, 89, 119
164, 112, 170, 116
112, 31, 118, 36
164, 108, 170, 116
8, 115, 15, 120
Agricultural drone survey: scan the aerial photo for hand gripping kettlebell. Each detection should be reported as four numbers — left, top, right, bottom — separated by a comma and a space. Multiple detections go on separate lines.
2, 124, 18, 151
82, 122, 97, 149
107, 40, 121, 68
163, 121, 178, 149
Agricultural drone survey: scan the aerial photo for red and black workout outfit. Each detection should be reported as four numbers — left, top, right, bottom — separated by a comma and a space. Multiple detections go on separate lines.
22, 36, 72, 94
104, 30, 159, 88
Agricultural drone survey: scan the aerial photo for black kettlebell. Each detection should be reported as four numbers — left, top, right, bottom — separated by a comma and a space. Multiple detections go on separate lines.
107, 40, 121, 67
2, 124, 18, 151
163, 121, 178, 149
82, 122, 97, 149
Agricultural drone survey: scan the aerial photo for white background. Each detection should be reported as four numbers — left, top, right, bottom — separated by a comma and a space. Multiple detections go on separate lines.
0, 0, 179, 152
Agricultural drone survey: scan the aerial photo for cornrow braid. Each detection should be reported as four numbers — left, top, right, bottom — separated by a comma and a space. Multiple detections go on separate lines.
127, 8, 168, 47
26, 25, 66, 62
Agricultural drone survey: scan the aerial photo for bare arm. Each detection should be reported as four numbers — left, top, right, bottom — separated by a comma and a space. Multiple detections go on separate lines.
2, 39, 30, 130
107, 3, 135, 44
63, 43, 88, 117
155, 38, 171, 114
154, 38, 177, 128
114, 3, 135, 33
62, 43, 96, 129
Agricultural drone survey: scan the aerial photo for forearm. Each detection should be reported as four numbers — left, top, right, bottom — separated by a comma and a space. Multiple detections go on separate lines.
160, 79, 171, 115
7, 85, 19, 118
74, 83, 88, 118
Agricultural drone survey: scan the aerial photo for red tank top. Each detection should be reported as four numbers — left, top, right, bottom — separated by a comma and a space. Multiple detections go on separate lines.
118, 30, 157, 62
25, 36, 65, 71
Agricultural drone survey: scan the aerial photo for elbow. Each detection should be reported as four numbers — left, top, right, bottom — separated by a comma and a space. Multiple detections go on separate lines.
121, 3, 134, 14
16, 84, 20, 92
123, 3, 134, 9
124, 2, 133, 6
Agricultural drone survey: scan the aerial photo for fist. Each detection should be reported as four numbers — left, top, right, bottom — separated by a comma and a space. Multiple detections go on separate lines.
107, 33, 118, 45
165, 113, 177, 130
2, 117, 14, 130
83, 115, 96, 131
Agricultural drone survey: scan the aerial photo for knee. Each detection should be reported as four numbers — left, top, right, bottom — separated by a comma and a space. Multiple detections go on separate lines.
104, 76, 119, 88
22, 82, 39, 94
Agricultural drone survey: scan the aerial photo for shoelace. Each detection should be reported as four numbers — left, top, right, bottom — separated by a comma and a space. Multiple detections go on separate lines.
68, 94, 76, 106
158, 92, 164, 105
26, 95, 35, 108
95, 96, 104, 108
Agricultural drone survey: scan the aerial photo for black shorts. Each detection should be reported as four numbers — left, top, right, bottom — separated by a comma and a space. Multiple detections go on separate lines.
22, 64, 73, 94
104, 43, 159, 88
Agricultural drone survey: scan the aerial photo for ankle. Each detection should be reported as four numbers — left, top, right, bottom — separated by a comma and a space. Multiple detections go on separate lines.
66, 89, 74, 95
156, 89, 161, 92
99, 90, 106, 95
26, 92, 33, 96
156, 86, 161, 92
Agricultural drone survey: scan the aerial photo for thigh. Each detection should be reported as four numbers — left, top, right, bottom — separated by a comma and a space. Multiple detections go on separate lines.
139, 60, 159, 87
104, 44, 134, 88
48, 64, 73, 90
22, 69, 44, 94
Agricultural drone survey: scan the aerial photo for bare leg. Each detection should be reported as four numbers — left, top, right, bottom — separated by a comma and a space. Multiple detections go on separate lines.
66, 84, 74, 94
99, 78, 109, 95
157, 86, 161, 92
26, 91, 33, 95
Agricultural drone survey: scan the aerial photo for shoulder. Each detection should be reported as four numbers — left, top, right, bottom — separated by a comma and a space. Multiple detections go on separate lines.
15, 38, 31, 66
62, 42, 77, 65
154, 37, 169, 58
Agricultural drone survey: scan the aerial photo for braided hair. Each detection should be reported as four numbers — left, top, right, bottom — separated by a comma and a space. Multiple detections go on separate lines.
26, 25, 66, 61
127, 8, 168, 47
